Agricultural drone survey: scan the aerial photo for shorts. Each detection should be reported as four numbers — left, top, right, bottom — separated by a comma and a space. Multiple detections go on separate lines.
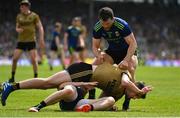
66, 62, 93, 82
68, 46, 85, 54
16, 42, 36, 51
105, 49, 137, 64
59, 87, 84, 111
50, 42, 58, 51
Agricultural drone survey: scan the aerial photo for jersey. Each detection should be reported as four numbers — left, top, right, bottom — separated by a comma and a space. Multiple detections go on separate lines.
93, 17, 132, 52
91, 62, 130, 93
16, 12, 40, 42
50, 31, 60, 50
66, 26, 81, 49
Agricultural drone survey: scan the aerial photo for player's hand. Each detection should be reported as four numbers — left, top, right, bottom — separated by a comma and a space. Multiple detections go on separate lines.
16, 28, 24, 33
118, 60, 129, 70
83, 82, 98, 91
142, 86, 153, 94
96, 53, 105, 64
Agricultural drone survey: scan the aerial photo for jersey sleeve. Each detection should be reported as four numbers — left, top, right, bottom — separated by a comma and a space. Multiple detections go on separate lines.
34, 13, 40, 24
93, 29, 102, 39
65, 28, 70, 34
16, 14, 20, 24
53, 31, 59, 37
120, 23, 132, 37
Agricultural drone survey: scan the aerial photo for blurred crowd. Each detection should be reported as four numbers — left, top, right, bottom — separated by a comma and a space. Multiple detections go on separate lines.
0, 1, 180, 66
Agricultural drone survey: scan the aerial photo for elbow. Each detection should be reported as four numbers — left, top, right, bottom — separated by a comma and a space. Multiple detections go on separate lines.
134, 41, 137, 49
121, 80, 129, 87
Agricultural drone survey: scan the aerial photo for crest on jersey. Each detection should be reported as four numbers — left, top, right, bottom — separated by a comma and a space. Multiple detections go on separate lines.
19, 17, 23, 21
107, 32, 112, 38
115, 31, 120, 37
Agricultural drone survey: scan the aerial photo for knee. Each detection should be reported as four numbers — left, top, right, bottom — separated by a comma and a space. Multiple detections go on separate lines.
64, 85, 76, 97
13, 57, 18, 63
106, 97, 115, 106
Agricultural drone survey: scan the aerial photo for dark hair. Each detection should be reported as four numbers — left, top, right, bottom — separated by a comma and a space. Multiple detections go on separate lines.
136, 81, 146, 99
98, 7, 114, 21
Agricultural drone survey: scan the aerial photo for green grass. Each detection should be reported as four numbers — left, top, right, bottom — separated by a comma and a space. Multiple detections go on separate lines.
0, 65, 180, 117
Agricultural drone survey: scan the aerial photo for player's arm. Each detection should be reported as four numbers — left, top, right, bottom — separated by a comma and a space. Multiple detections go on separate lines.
123, 33, 137, 62
92, 38, 102, 58
59, 82, 98, 91
63, 32, 68, 51
121, 73, 151, 95
79, 34, 85, 48
55, 35, 61, 50
16, 19, 23, 33
81, 26, 87, 39
36, 20, 45, 49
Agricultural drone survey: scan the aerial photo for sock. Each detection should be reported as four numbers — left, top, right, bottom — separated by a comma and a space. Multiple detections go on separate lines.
11, 71, 15, 79
35, 101, 47, 111
122, 95, 131, 110
90, 104, 94, 111
34, 73, 38, 78
12, 83, 20, 90
88, 89, 96, 99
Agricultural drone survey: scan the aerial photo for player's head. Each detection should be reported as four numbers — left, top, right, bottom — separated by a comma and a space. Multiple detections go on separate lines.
125, 81, 147, 99
74, 17, 82, 26
72, 17, 81, 26
55, 22, 62, 32
19, 0, 31, 13
98, 7, 114, 30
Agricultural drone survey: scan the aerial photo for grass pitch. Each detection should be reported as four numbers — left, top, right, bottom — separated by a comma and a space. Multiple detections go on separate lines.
0, 64, 180, 117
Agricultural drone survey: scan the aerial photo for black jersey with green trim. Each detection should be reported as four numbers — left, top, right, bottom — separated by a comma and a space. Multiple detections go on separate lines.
93, 17, 132, 51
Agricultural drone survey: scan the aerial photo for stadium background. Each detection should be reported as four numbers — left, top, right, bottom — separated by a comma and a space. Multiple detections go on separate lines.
0, 0, 180, 66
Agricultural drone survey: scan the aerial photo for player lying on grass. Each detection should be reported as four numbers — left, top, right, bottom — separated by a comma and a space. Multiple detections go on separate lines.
28, 82, 116, 112
28, 81, 149, 112
0, 62, 152, 107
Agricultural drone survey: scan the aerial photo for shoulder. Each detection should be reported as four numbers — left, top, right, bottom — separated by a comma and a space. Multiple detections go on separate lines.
67, 26, 73, 30
31, 12, 40, 19
75, 26, 81, 31
16, 13, 22, 18
31, 12, 38, 16
93, 21, 102, 32
17, 13, 21, 17
53, 31, 59, 35
114, 17, 129, 30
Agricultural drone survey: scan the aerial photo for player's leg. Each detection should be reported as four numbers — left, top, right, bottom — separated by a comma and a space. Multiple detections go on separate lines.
29, 49, 38, 78
69, 54, 75, 65
18, 70, 71, 89
49, 51, 57, 70
122, 55, 138, 111
58, 45, 66, 69
28, 85, 77, 112
9, 49, 23, 82
127, 55, 138, 82
1, 70, 71, 106
75, 97, 115, 112
78, 47, 86, 62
